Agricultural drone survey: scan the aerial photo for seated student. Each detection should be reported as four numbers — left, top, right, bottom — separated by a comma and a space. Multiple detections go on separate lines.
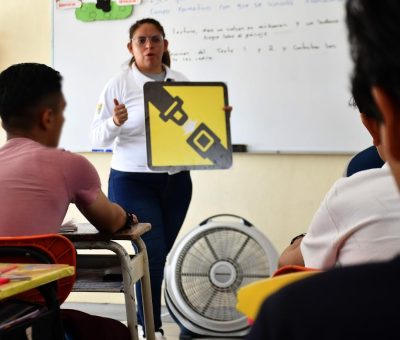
278, 72, 400, 269
0, 63, 137, 236
246, 1, 400, 339
0, 62, 137, 339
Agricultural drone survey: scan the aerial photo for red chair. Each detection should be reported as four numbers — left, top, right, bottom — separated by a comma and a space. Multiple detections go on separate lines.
0, 234, 76, 304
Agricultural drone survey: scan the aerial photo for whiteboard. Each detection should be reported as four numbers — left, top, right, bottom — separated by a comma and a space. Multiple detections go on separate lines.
53, 0, 371, 153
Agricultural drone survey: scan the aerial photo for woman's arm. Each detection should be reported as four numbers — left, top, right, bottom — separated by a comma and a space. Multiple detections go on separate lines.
91, 82, 122, 147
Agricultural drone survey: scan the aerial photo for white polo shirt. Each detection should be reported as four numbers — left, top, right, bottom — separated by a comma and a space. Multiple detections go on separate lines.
301, 164, 400, 269
91, 63, 188, 172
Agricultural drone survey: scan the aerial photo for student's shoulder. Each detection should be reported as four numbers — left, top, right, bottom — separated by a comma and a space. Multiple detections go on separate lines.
326, 165, 394, 202
54, 149, 94, 169
336, 164, 391, 189
51, 150, 100, 189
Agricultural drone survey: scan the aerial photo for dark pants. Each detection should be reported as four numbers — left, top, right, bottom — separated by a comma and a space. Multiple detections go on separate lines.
108, 169, 192, 332
62, 309, 130, 340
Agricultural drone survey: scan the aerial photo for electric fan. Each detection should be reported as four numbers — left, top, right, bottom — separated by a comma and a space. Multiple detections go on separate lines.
164, 214, 279, 339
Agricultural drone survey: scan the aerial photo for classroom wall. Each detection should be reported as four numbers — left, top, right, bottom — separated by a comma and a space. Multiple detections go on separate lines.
0, 0, 355, 255
68, 152, 350, 255
53, 1, 370, 154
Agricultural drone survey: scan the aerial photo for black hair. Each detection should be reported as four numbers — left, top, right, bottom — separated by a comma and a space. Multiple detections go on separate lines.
0, 63, 62, 131
349, 66, 379, 120
128, 18, 171, 67
346, 0, 400, 122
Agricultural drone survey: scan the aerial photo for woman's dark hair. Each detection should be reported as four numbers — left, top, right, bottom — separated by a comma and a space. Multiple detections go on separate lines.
0, 63, 62, 131
128, 18, 171, 67
346, 0, 400, 122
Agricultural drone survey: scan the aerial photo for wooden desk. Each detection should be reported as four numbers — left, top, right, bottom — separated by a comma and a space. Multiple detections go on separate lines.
0, 263, 75, 301
61, 223, 155, 340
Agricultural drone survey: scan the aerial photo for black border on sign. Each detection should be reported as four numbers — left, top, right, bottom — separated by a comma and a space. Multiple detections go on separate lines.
144, 81, 232, 171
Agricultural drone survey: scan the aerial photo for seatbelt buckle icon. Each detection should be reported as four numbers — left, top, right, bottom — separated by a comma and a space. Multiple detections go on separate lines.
144, 81, 232, 169
159, 96, 188, 126
187, 123, 219, 157
187, 123, 232, 168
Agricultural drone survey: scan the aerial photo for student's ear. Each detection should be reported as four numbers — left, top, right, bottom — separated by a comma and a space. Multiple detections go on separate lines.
372, 86, 400, 161
360, 113, 381, 146
39, 108, 54, 131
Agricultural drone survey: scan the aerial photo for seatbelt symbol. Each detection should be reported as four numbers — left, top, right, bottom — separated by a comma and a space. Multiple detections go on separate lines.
147, 83, 231, 168
158, 96, 188, 126
187, 123, 231, 166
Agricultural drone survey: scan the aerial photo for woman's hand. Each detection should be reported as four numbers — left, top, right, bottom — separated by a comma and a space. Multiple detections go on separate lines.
224, 105, 233, 119
113, 98, 128, 126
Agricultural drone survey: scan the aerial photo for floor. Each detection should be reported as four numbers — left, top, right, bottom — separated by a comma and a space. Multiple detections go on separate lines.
61, 302, 245, 339
62, 302, 178, 340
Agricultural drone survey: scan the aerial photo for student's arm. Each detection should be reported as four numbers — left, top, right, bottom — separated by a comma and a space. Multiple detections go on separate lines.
62, 152, 138, 234
77, 190, 138, 234
278, 234, 305, 268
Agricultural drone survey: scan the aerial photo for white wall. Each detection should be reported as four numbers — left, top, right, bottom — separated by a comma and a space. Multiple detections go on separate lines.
0, 0, 52, 145
64, 152, 349, 255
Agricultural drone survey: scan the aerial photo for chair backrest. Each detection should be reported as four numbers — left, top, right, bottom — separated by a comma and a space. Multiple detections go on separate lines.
346, 145, 385, 177
236, 265, 321, 323
0, 234, 76, 304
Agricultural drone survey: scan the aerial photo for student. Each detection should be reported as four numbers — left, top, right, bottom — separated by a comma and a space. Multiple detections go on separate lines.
0, 64, 138, 236
0, 62, 137, 339
278, 72, 400, 270
91, 18, 192, 339
247, 1, 400, 339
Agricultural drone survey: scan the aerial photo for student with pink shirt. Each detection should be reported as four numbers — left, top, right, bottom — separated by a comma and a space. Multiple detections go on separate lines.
0, 62, 137, 237
0, 62, 138, 340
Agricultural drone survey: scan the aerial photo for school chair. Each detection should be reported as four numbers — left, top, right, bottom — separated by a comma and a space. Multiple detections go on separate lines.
0, 233, 76, 305
236, 265, 321, 324
345, 145, 384, 177
0, 234, 76, 339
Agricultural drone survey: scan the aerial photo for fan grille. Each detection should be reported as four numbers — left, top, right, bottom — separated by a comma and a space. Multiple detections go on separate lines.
176, 227, 271, 322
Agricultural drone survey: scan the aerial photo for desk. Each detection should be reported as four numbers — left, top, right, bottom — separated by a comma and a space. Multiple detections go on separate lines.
0, 263, 74, 340
61, 223, 155, 340
0, 263, 75, 301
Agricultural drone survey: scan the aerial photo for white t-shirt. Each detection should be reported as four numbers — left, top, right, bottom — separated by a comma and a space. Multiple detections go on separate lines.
301, 164, 400, 269
91, 63, 188, 172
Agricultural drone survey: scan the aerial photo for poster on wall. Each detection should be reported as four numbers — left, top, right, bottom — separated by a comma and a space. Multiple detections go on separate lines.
55, 0, 136, 21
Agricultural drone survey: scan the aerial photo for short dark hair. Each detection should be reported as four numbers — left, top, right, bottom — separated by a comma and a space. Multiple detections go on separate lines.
0, 63, 63, 131
346, 0, 400, 122
349, 66, 379, 120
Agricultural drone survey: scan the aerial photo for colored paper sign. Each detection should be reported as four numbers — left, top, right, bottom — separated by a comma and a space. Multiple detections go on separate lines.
75, 1, 133, 22
116, 0, 141, 5
144, 82, 232, 171
56, 0, 82, 9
